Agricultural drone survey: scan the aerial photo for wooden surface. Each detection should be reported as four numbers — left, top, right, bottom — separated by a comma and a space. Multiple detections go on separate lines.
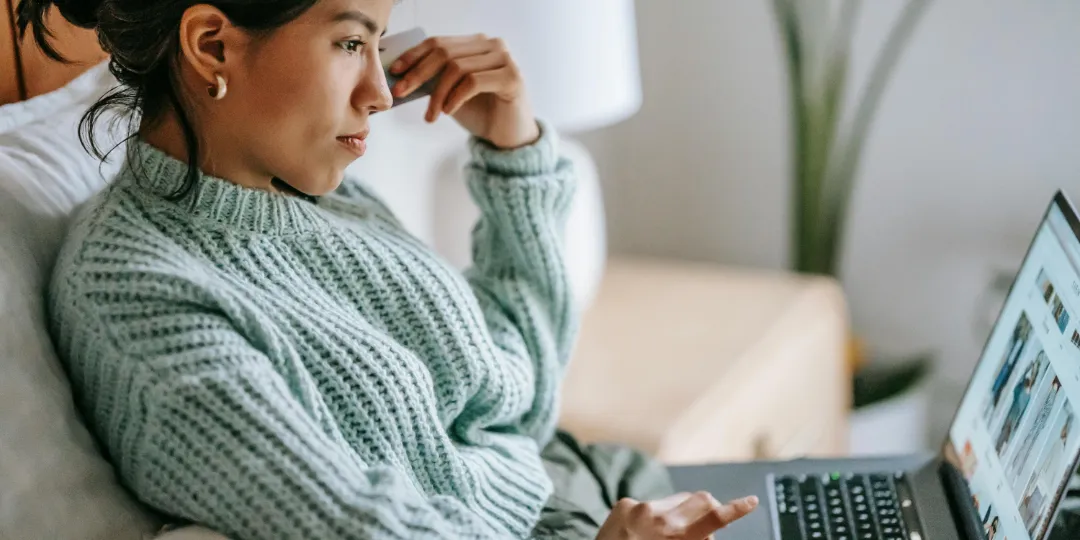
0, 1, 105, 106
1, 0, 20, 105
18, 5, 106, 99
559, 257, 852, 465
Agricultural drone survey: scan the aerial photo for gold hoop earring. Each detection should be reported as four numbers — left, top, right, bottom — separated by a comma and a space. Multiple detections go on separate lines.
208, 74, 228, 100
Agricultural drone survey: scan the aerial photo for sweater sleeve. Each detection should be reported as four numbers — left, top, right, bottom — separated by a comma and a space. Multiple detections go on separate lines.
52, 287, 504, 540
463, 120, 579, 448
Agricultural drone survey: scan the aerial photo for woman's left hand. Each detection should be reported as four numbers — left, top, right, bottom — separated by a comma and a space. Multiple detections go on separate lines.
388, 34, 540, 150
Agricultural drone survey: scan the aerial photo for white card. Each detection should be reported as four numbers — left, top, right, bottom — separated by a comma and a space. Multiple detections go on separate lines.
380, 28, 435, 108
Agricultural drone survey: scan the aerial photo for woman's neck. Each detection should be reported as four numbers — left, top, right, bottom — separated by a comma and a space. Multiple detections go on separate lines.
138, 109, 281, 194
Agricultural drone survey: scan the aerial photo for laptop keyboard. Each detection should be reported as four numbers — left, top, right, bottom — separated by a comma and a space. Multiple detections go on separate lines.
773, 472, 917, 540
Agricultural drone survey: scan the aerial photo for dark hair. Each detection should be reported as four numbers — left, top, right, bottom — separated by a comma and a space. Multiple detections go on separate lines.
16, 0, 320, 200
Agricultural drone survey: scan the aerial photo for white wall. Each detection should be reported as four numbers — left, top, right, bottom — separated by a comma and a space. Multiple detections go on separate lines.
581, 0, 1080, 443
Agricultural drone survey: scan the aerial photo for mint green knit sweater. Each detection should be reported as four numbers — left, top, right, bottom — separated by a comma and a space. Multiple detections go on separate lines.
47, 124, 577, 540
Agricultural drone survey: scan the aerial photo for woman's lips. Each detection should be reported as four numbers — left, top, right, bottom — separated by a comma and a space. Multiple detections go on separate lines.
337, 135, 367, 157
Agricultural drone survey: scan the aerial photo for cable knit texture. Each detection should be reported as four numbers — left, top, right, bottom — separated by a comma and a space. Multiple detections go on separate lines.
47, 122, 577, 540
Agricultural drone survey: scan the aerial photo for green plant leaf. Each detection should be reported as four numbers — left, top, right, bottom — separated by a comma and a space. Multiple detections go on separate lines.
821, 0, 859, 174
819, 0, 933, 276
770, 0, 815, 272
852, 353, 933, 408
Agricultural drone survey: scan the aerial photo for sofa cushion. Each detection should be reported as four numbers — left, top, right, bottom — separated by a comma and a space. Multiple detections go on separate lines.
0, 63, 160, 540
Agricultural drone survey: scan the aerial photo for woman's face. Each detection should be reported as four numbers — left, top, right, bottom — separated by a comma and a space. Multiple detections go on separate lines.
211, 0, 394, 195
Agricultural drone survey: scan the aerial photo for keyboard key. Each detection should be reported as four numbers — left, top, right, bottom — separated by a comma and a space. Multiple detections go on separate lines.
774, 478, 804, 540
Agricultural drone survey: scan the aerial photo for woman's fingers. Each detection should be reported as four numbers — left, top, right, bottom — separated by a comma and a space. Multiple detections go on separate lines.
661, 492, 718, 537
425, 50, 507, 122
384, 33, 534, 146
389, 34, 476, 73
390, 35, 490, 97
710, 496, 759, 529
672, 493, 759, 539
647, 491, 695, 514
601, 493, 758, 540
443, 68, 520, 116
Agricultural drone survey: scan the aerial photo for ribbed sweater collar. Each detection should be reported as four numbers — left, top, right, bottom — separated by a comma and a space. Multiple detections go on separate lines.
121, 140, 327, 236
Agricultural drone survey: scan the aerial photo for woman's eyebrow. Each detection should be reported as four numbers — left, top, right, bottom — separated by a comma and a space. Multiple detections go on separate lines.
330, 10, 386, 36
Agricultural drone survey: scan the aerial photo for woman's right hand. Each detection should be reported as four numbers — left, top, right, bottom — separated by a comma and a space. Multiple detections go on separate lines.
595, 491, 759, 540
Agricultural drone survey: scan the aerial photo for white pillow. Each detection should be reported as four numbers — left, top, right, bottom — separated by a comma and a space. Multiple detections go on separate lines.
0, 63, 161, 540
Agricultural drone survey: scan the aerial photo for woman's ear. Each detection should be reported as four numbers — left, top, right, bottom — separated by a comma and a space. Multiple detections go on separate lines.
177, 5, 242, 88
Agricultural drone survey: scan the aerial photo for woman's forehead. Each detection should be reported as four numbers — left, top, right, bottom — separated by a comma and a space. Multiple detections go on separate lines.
312, 0, 396, 26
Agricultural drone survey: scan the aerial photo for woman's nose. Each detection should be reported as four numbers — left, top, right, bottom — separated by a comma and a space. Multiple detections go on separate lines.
356, 57, 393, 113
370, 72, 393, 113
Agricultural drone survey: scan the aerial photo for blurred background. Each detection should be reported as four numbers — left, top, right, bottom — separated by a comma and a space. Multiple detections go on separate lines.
360, 0, 1080, 457
584, 0, 1080, 450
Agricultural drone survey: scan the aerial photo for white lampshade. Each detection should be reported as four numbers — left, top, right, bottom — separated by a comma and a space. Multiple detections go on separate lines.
401, 0, 642, 311
411, 0, 642, 133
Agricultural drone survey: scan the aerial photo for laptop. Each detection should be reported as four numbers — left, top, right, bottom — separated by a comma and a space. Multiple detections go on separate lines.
669, 191, 1080, 540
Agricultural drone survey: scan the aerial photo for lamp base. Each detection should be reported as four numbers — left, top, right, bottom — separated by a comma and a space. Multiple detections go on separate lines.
431, 137, 607, 312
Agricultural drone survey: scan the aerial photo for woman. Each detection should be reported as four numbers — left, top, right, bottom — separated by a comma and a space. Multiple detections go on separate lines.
20, 0, 758, 538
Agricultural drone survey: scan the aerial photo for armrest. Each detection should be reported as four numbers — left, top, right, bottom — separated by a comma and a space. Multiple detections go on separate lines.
559, 257, 852, 464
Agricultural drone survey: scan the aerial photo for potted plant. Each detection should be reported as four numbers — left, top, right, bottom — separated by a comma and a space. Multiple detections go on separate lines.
770, 0, 934, 453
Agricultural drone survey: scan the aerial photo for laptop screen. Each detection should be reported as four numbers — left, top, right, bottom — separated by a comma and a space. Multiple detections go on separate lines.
946, 194, 1080, 540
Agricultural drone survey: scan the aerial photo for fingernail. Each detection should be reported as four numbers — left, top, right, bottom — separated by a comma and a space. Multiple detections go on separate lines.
390, 59, 404, 73
393, 83, 405, 97
744, 496, 759, 506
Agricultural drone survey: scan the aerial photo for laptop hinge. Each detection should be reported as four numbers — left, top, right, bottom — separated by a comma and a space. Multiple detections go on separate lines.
939, 461, 989, 540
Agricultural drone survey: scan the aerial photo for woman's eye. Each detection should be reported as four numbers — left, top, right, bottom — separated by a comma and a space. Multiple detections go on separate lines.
340, 40, 364, 54
338, 40, 386, 55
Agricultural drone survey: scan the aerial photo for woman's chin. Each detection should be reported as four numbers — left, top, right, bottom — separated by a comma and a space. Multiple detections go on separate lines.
321, 171, 350, 195
285, 172, 345, 197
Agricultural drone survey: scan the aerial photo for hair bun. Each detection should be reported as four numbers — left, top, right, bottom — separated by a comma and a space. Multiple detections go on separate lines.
53, 0, 103, 29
